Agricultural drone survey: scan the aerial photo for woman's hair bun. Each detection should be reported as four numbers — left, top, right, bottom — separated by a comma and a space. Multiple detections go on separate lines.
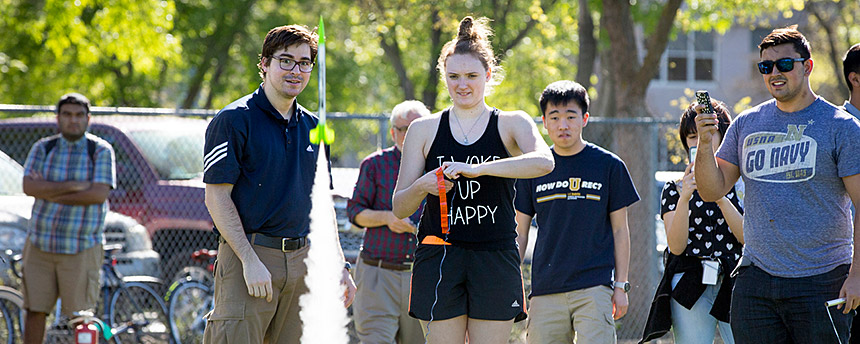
458, 16, 475, 41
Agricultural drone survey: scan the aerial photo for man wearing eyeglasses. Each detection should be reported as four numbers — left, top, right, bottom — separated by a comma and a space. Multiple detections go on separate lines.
202, 24, 356, 344
347, 100, 429, 344
694, 25, 860, 343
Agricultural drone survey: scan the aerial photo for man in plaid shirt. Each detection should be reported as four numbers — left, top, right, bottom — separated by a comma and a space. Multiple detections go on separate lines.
21, 93, 116, 344
348, 100, 429, 344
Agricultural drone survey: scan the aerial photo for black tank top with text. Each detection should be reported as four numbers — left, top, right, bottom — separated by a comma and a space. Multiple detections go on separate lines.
418, 108, 517, 251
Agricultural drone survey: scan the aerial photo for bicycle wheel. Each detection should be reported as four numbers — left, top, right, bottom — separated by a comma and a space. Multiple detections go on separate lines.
109, 282, 170, 344
166, 280, 212, 344
0, 299, 14, 344
0, 286, 22, 344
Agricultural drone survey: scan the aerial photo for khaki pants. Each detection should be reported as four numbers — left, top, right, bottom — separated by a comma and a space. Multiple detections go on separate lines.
22, 240, 102, 315
526, 285, 616, 344
353, 258, 424, 344
203, 241, 309, 344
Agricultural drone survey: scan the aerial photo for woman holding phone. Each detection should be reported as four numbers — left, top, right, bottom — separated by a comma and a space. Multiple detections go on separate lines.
392, 16, 553, 343
641, 99, 744, 344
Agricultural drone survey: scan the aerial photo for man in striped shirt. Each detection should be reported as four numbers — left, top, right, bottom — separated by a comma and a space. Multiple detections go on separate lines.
21, 93, 116, 344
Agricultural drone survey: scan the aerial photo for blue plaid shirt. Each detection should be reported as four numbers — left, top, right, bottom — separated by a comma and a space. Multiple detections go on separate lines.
23, 133, 116, 254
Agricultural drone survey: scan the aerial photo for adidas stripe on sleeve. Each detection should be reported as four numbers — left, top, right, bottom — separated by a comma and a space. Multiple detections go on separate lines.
204, 141, 228, 174
203, 114, 242, 184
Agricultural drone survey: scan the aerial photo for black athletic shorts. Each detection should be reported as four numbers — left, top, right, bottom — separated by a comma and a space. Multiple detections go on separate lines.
408, 244, 527, 322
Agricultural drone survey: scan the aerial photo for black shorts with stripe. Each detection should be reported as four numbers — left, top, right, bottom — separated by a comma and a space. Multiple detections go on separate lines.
408, 244, 527, 322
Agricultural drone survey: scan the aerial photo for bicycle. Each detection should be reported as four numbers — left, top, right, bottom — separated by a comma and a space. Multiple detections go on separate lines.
0, 251, 24, 344
172, 248, 216, 286
0, 285, 23, 344
2, 244, 171, 343
165, 249, 216, 344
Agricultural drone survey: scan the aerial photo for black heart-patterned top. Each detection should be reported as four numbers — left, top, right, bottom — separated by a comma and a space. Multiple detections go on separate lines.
660, 180, 744, 266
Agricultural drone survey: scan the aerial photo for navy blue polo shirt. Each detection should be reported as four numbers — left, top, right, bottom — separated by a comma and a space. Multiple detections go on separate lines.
203, 86, 321, 238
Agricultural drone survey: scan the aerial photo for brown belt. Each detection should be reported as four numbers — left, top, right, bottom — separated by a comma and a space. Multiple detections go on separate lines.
360, 251, 413, 271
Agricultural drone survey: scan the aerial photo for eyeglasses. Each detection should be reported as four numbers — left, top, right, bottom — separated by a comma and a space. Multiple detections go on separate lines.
393, 125, 409, 132
273, 56, 314, 73
757, 58, 807, 74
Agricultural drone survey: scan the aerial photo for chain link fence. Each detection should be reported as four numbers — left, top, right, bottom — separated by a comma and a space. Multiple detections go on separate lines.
0, 105, 694, 343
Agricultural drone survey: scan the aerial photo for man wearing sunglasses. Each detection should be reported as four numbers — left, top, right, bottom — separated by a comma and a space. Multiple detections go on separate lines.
694, 25, 860, 343
202, 24, 356, 344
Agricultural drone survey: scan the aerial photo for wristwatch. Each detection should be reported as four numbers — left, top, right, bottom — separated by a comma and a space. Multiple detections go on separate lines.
344, 262, 352, 271
613, 281, 631, 293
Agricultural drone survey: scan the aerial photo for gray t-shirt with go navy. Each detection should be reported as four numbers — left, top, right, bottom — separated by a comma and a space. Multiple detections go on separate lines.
716, 97, 860, 277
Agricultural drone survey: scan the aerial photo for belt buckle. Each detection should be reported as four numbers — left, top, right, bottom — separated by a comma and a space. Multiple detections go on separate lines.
281, 238, 289, 252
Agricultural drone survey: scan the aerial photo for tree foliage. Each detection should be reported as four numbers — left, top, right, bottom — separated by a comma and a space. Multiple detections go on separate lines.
804, 0, 860, 103
0, 0, 856, 160
0, 0, 181, 106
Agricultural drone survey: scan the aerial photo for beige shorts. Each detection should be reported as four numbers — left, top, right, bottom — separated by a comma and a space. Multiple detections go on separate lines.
526, 285, 616, 344
203, 241, 309, 344
21, 239, 102, 315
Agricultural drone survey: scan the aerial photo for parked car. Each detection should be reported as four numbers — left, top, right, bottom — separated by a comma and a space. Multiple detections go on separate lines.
0, 115, 362, 279
0, 148, 160, 284
331, 167, 364, 263
0, 116, 213, 280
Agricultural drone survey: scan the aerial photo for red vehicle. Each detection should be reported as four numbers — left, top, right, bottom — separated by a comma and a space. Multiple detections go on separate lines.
0, 116, 214, 280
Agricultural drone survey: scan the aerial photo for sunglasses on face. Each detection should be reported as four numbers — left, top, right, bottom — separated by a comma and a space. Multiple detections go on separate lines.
757, 58, 807, 74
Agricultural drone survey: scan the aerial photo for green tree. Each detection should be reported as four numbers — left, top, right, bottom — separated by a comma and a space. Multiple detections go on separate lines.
0, 0, 181, 106
353, 0, 564, 111
805, 0, 860, 104
174, 0, 258, 109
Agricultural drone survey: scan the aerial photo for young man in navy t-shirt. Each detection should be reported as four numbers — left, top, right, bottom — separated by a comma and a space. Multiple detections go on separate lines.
515, 80, 639, 343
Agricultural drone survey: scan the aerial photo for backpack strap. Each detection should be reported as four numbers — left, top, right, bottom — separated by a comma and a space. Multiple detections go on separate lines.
86, 138, 97, 163
44, 136, 98, 164
44, 137, 59, 156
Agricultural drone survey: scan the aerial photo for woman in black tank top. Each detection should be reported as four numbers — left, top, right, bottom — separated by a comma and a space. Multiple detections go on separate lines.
392, 16, 554, 343
417, 108, 519, 250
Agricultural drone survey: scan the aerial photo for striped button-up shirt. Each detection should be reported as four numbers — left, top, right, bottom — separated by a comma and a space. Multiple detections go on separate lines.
23, 133, 116, 254
347, 146, 421, 264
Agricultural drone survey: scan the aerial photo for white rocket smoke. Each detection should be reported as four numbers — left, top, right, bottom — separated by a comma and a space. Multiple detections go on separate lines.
299, 147, 349, 344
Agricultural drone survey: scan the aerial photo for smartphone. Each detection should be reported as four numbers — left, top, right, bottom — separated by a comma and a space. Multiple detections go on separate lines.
689, 146, 697, 172
696, 90, 715, 114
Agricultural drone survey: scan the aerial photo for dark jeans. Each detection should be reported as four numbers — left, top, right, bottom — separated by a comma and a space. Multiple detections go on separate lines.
852, 315, 860, 344
731, 264, 852, 344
